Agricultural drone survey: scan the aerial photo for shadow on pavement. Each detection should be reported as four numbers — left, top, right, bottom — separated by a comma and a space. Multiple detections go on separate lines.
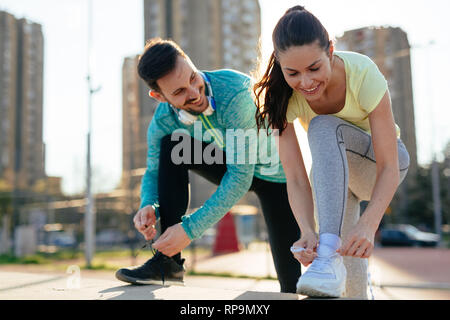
99, 284, 161, 300
98, 283, 302, 300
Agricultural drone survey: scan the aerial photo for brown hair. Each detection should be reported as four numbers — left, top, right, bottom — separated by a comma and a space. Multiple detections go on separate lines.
137, 38, 187, 92
254, 6, 330, 134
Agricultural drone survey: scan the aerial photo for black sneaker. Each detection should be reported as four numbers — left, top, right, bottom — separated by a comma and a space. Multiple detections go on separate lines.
115, 251, 185, 286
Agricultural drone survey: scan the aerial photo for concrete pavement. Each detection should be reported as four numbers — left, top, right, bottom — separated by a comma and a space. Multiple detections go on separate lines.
0, 271, 301, 300
0, 246, 449, 300
188, 245, 450, 300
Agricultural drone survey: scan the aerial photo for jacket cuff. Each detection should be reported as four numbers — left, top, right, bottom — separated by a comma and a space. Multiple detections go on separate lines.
180, 216, 196, 240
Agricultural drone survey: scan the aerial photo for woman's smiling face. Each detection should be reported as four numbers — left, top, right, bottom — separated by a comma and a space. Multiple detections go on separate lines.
277, 41, 333, 102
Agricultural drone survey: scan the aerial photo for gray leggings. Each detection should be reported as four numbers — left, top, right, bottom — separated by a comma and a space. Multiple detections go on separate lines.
307, 115, 410, 298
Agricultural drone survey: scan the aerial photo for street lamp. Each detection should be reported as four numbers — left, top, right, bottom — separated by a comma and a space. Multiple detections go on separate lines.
85, 0, 101, 267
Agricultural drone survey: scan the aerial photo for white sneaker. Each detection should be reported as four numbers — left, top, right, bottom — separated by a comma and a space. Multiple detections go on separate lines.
296, 249, 346, 298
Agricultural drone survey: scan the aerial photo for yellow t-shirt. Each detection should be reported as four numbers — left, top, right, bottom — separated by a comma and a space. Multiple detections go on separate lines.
286, 51, 401, 138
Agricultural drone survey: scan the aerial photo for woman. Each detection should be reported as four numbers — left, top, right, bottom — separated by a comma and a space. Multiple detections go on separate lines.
254, 6, 410, 298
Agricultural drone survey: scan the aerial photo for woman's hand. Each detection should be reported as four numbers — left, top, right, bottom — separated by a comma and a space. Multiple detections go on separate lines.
337, 217, 377, 258
291, 231, 318, 267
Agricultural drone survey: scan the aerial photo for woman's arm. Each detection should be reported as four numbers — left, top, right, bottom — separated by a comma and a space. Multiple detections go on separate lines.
338, 90, 400, 258
363, 90, 400, 229
277, 123, 316, 234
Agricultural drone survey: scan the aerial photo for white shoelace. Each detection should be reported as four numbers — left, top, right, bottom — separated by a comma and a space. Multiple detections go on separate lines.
308, 255, 334, 273
291, 246, 333, 273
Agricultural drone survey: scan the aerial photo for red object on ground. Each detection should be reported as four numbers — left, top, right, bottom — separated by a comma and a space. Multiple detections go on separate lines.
213, 212, 240, 255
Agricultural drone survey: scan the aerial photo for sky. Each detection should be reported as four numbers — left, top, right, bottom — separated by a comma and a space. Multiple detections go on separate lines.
0, 0, 449, 195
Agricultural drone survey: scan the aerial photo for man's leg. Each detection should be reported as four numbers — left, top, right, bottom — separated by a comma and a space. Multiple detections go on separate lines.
158, 134, 227, 262
116, 134, 227, 285
251, 178, 301, 293
160, 134, 303, 293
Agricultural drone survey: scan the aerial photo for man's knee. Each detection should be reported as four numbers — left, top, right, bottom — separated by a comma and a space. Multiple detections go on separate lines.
160, 134, 182, 150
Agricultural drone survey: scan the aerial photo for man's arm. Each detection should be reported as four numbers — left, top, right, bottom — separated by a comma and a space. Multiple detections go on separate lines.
180, 89, 257, 240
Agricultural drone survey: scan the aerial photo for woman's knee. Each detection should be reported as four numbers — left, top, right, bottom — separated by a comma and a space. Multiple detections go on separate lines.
307, 116, 346, 151
398, 140, 410, 172
307, 115, 341, 137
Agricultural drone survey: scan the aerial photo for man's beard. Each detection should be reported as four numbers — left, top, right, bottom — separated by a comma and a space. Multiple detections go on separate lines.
183, 107, 203, 116
166, 86, 206, 116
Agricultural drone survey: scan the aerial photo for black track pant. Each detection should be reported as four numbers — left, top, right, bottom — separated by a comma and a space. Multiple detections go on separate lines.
158, 134, 301, 293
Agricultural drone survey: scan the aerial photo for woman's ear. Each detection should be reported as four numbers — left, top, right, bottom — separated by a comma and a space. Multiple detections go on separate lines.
149, 90, 167, 103
328, 40, 335, 58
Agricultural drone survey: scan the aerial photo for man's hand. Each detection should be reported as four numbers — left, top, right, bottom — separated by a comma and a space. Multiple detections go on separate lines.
133, 205, 157, 241
152, 224, 191, 257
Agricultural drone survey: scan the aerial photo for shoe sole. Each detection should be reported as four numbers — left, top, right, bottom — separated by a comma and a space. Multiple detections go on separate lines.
115, 270, 185, 287
297, 283, 345, 298
296, 283, 344, 298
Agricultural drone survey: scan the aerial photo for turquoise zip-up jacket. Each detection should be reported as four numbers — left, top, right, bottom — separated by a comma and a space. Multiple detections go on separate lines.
140, 69, 286, 240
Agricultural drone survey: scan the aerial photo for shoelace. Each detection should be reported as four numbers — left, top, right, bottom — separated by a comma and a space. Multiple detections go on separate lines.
135, 239, 165, 285
291, 245, 337, 273
308, 255, 335, 273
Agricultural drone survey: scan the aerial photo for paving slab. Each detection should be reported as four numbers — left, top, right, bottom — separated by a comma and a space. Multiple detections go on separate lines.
0, 271, 302, 300
0, 247, 449, 300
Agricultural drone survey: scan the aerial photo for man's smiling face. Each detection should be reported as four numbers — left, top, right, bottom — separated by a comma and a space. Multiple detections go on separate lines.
150, 56, 208, 115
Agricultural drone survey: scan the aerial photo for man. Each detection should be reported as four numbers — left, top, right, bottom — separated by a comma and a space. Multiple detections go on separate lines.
115, 38, 301, 293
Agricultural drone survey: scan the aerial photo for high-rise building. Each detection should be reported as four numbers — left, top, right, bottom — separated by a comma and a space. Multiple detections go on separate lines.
143, 0, 261, 74
16, 18, 45, 190
122, 1, 262, 211
0, 11, 18, 187
336, 26, 418, 220
121, 55, 156, 212
0, 11, 45, 190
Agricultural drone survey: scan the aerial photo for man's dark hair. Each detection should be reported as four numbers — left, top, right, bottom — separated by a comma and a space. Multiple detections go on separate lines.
137, 38, 187, 92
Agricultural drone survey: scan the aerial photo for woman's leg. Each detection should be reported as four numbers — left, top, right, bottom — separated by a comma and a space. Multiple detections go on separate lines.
251, 178, 301, 293
307, 114, 409, 236
307, 115, 410, 298
342, 127, 409, 299
309, 171, 367, 298
340, 191, 368, 299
